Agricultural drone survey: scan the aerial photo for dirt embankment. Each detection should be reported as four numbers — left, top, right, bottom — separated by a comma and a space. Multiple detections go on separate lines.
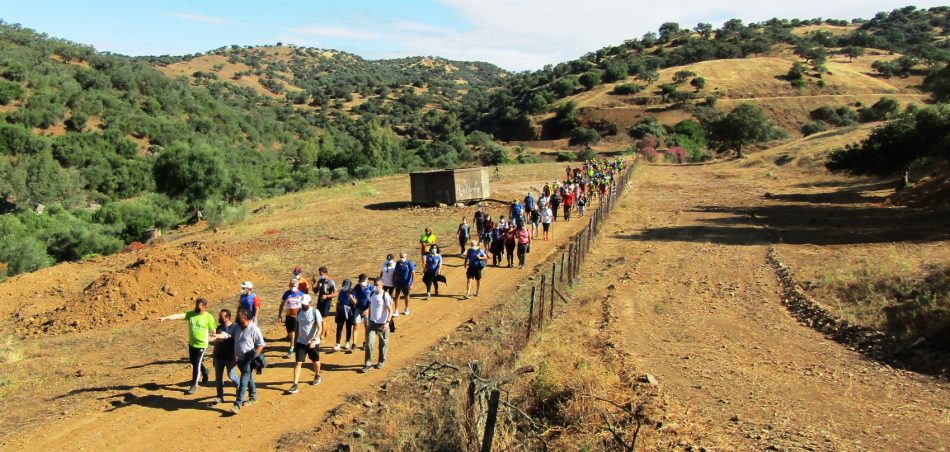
12, 242, 255, 336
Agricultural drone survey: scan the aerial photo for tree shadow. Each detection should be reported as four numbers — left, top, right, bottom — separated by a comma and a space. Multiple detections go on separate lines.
124, 358, 187, 370
767, 183, 891, 204
618, 203, 950, 246
364, 201, 415, 211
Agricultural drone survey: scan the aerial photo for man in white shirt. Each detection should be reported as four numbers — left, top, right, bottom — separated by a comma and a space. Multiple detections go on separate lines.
288, 295, 322, 394
211, 308, 265, 414
361, 279, 394, 373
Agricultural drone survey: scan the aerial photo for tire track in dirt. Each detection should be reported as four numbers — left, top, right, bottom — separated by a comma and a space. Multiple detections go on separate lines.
597, 165, 950, 451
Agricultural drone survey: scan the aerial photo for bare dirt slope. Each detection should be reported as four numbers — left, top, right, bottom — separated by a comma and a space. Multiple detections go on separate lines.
593, 163, 950, 450
0, 163, 595, 451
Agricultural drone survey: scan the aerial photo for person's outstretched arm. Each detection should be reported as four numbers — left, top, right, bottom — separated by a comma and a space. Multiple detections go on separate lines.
158, 313, 185, 322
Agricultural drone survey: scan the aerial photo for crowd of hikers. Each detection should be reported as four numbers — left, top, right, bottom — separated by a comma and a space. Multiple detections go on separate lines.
158, 158, 625, 415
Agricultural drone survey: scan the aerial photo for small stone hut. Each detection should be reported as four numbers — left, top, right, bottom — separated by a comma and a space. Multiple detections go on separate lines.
409, 167, 490, 205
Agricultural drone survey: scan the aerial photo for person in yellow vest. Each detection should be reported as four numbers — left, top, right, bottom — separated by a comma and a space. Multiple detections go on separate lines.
419, 226, 437, 260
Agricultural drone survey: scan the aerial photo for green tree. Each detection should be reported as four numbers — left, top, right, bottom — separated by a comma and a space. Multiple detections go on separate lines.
672, 70, 697, 84
153, 144, 229, 205
690, 77, 706, 91
694, 23, 713, 39
553, 101, 579, 132
578, 70, 603, 90
844, 46, 865, 62
709, 103, 785, 157
0, 80, 23, 105
568, 127, 601, 147
923, 64, 950, 101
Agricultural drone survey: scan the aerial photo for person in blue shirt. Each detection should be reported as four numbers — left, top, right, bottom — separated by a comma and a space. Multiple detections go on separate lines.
524, 192, 535, 212
463, 241, 488, 300
510, 200, 525, 228
352, 274, 374, 352
393, 252, 415, 316
333, 279, 356, 353
422, 245, 443, 299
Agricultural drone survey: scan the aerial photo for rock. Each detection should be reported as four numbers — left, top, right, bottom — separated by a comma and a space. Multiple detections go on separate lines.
730, 414, 740, 422
352, 428, 365, 438
454, 202, 465, 208
639, 373, 658, 385
362, 399, 376, 408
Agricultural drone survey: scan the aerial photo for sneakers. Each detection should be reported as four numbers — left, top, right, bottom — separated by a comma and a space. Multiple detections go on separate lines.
288, 384, 299, 394
333, 343, 341, 352
312, 376, 322, 386
425, 293, 430, 300
243, 398, 256, 407
185, 386, 197, 395
359, 365, 372, 373
231, 404, 241, 414
403, 309, 410, 316
393, 311, 400, 317
343, 343, 352, 353
376, 362, 385, 370
285, 348, 294, 358
475, 291, 480, 297
212, 397, 224, 405
463, 294, 470, 300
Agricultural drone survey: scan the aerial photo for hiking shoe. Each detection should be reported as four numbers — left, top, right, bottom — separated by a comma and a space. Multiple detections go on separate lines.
243, 399, 257, 407
312, 376, 322, 386
403, 309, 409, 316
285, 348, 294, 358
425, 293, 430, 300
376, 362, 385, 370
475, 291, 480, 297
212, 397, 224, 405
231, 404, 241, 414
288, 384, 299, 394
393, 311, 399, 317
359, 365, 372, 373
185, 386, 197, 395
333, 344, 341, 352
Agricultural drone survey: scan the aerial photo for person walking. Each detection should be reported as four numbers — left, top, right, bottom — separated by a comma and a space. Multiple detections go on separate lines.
481, 214, 495, 247
463, 240, 487, 299
360, 279, 393, 373
393, 253, 415, 316
503, 223, 517, 268
456, 217, 471, 256
378, 254, 397, 297
213, 308, 264, 414
159, 298, 216, 395
529, 207, 541, 239
278, 279, 304, 358
293, 266, 311, 295
333, 279, 356, 352
422, 245, 443, 299
314, 266, 337, 341
419, 227, 437, 260
524, 192, 536, 213
211, 308, 239, 405
352, 274, 373, 350
238, 282, 260, 324
541, 205, 553, 241
550, 190, 561, 223
473, 206, 485, 239
563, 190, 574, 221
510, 200, 525, 229
288, 295, 322, 394
516, 224, 531, 269
490, 224, 505, 267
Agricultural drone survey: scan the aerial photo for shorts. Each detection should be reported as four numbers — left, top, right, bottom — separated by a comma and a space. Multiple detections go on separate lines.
383, 286, 395, 297
294, 343, 319, 362
284, 315, 298, 333
350, 314, 363, 325
317, 299, 332, 318
543, 223, 550, 232
466, 266, 483, 281
394, 285, 410, 296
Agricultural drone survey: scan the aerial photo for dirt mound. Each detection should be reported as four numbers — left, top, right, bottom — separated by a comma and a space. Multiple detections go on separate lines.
888, 169, 950, 210
14, 241, 254, 336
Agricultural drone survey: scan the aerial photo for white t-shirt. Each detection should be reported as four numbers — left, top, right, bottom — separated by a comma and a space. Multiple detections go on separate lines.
380, 261, 396, 287
367, 290, 393, 324
295, 307, 323, 345
541, 208, 553, 224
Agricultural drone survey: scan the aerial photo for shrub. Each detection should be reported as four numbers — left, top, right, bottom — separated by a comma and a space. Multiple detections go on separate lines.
627, 117, 666, 140
479, 144, 510, 166
153, 144, 229, 205
203, 199, 248, 228
568, 127, 600, 147
665, 146, 687, 163
0, 80, 23, 105
611, 83, 642, 95
0, 235, 53, 277
555, 152, 577, 162
577, 148, 597, 161
791, 79, 807, 89
858, 97, 901, 122
639, 146, 659, 162
801, 121, 828, 136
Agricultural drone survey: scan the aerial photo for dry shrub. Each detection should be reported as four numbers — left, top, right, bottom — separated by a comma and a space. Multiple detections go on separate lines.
0, 336, 23, 364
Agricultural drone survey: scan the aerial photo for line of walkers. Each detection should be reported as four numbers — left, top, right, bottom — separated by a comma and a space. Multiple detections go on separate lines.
158, 157, 625, 415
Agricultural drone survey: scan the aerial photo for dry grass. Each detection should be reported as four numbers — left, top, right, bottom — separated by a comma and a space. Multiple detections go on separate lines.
0, 335, 22, 364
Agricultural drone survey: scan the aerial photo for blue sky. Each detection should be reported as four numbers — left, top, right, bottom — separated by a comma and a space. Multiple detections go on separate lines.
2, 1, 946, 70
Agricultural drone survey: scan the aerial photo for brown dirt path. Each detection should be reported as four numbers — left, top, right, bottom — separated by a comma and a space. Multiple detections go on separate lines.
595, 164, 950, 451
0, 163, 597, 451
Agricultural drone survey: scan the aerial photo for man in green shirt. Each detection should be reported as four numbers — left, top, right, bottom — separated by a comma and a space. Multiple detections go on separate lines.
159, 298, 217, 395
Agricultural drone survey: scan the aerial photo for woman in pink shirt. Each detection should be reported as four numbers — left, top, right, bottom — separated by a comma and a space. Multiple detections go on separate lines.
515, 224, 531, 269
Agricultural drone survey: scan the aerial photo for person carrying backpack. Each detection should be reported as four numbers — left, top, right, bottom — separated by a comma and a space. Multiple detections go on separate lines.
333, 279, 356, 352
490, 225, 505, 267
550, 191, 561, 223
422, 245, 443, 299
541, 206, 553, 241
463, 241, 487, 300
393, 253, 415, 316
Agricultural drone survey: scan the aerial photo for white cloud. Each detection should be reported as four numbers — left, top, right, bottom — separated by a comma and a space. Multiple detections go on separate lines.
286, 25, 382, 40
168, 12, 246, 26
413, 0, 948, 70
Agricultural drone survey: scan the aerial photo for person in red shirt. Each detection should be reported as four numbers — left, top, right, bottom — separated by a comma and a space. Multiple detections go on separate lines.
563, 191, 575, 222
503, 224, 517, 268
515, 224, 531, 269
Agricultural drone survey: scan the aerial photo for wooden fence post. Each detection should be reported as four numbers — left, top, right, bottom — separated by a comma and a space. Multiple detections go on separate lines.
560, 254, 565, 282
550, 263, 556, 318
527, 285, 535, 340
481, 388, 501, 452
567, 244, 574, 287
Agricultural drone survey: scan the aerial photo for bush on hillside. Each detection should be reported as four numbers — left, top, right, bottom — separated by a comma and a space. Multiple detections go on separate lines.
801, 121, 828, 136
577, 148, 597, 161
858, 97, 901, 122
568, 127, 600, 147
611, 83, 642, 95
707, 103, 785, 157
556, 152, 577, 162
627, 117, 666, 140
811, 105, 859, 126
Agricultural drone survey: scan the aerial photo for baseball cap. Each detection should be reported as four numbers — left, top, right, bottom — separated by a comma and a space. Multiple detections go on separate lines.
341, 279, 352, 290
301, 294, 312, 306
241, 281, 253, 289
293, 266, 302, 275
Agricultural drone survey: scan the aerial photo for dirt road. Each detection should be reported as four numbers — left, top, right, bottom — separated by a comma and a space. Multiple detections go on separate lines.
594, 164, 950, 450
0, 164, 597, 451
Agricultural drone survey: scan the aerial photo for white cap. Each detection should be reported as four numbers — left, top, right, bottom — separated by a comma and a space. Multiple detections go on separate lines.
241, 281, 253, 289
301, 294, 312, 306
